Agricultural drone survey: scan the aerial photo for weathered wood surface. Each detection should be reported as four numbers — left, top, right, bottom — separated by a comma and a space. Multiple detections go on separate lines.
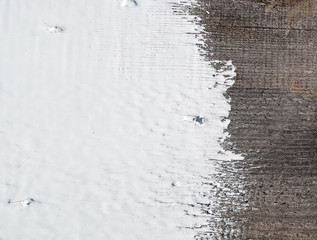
192, 0, 317, 239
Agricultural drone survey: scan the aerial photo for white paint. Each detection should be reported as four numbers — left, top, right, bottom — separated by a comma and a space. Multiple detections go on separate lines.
0, 0, 241, 239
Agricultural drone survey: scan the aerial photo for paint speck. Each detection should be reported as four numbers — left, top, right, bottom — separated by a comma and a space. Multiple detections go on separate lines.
45, 26, 64, 33
121, 0, 138, 8
193, 116, 205, 125
8, 198, 36, 207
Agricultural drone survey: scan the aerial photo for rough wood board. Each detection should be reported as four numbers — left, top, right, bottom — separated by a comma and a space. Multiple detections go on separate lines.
192, 0, 317, 239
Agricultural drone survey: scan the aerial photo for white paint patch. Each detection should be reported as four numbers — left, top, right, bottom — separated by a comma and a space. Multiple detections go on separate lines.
0, 0, 242, 239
